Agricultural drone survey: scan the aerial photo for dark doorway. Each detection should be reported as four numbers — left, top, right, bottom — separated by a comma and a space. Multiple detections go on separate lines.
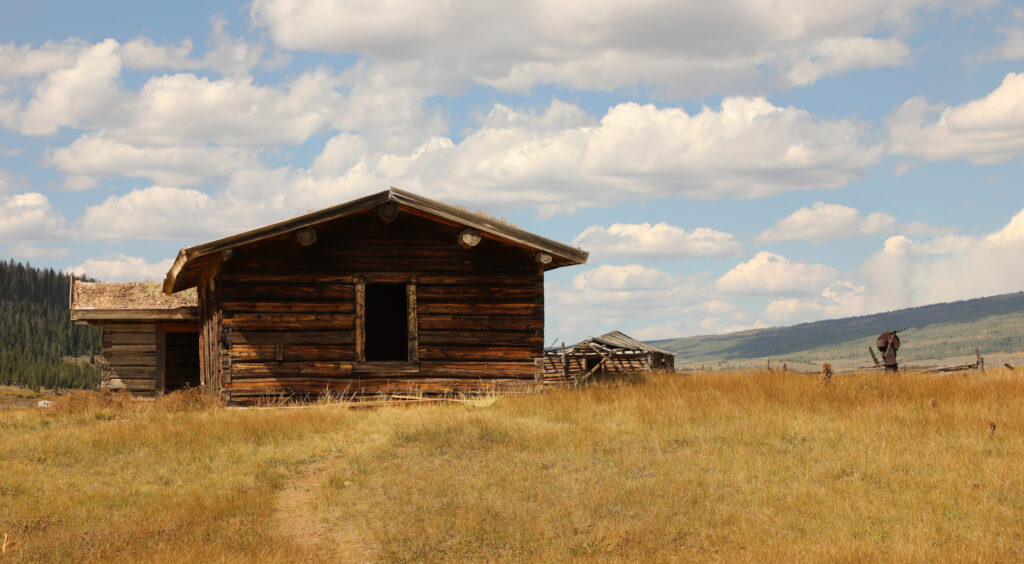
365, 283, 408, 361
584, 357, 602, 373
164, 332, 200, 392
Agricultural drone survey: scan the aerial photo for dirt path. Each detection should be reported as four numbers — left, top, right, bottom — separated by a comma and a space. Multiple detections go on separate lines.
272, 457, 375, 562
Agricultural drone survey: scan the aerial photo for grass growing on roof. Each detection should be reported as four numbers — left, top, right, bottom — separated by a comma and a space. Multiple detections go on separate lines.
1, 370, 1022, 561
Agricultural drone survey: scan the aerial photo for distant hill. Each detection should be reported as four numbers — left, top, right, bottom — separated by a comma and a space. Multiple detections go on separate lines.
649, 293, 1024, 369
0, 259, 101, 391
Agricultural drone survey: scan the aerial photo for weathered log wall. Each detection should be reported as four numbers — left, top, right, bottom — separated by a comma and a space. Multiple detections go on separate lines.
100, 323, 158, 396
208, 209, 544, 404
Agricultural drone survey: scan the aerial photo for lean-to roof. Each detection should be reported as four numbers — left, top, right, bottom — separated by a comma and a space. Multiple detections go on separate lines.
163, 187, 589, 294
70, 280, 198, 323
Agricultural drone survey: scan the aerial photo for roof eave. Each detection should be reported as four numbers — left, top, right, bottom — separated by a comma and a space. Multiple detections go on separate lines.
163, 187, 590, 292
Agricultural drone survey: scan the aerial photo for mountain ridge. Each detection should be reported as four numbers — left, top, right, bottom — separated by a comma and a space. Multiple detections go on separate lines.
649, 292, 1024, 368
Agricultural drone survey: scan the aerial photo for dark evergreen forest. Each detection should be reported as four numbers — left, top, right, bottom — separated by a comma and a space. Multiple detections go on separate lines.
0, 259, 102, 391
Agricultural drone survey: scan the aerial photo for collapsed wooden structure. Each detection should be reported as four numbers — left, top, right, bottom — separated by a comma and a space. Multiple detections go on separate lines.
541, 331, 675, 385
72, 188, 589, 404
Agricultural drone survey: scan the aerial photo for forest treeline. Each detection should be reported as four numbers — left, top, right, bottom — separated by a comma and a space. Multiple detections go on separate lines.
0, 259, 101, 391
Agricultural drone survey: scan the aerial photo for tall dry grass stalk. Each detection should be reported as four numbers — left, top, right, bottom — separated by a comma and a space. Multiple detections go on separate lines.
1, 370, 1022, 562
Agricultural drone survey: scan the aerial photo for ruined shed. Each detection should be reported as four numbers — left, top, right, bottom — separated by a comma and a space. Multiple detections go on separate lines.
542, 331, 675, 384
74, 188, 588, 404
71, 281, 199, 396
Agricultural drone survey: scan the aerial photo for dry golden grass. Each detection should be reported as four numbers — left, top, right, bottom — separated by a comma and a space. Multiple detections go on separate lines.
1, 370, 1022, 562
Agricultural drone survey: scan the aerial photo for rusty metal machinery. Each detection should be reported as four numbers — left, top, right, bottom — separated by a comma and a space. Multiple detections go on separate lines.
876, 330, 901, 371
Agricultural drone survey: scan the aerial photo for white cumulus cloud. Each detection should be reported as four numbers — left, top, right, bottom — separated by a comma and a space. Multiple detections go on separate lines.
0, 192, 66, 240
574, 222, 742, 258
715, 251, 840, 295
755, 202, 897, 244
250, 0, 974, 96
887, 72, 1024, 164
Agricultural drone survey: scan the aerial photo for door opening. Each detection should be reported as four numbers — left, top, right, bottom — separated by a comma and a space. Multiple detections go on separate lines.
164, 332, 200, 392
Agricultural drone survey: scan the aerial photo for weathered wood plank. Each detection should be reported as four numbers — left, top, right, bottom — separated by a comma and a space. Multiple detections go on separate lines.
417, 302, 538, 316
220, 284, 355, 300
230, 345, 358, 362
230, 362, 353, 377
103, 367, 156, 379
226, 330, 357, 346
222, 313, 355, 331
222, 301, 355, 314
418, 315, 543, 331
418, 347, 537, 361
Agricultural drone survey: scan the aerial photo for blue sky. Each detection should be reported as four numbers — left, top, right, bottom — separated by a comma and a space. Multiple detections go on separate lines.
2, 1, 1024, 342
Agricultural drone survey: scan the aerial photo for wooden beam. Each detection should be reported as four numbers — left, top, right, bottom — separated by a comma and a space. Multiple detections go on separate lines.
458, 228, 482, 248
155, 331, 166, 398
378, 202, 400, 223
535, 252, 552, 265
222, 248, 233, 261
296, 227, 317, 246
355, 278, 366, 363
407, 282, 419, 362
71, 308, 199, 322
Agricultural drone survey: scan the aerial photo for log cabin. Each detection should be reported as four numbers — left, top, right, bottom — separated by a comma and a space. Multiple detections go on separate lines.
72, 188, 588, 404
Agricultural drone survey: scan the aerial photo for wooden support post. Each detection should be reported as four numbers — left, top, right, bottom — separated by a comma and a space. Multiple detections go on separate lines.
869, 346, 880, 367
975, 347, 985, 372
155, 330, 166, 397
407, 281, 418, 362
275, 343, 284, 362
458, 228, 481, 248
561, 342, 567, 379
296, 227, 317, 246
378, 202, 399, 223
354, 280, 366, 364
221, 248, 233, 261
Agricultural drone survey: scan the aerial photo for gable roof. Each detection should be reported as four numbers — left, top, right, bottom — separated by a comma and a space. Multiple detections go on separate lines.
71, 280, 198, 324
163, 187, 589, 294
560, 331, 675, 356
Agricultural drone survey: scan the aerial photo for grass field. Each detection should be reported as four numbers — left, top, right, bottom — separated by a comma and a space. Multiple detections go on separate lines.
1, 370, 1022, 562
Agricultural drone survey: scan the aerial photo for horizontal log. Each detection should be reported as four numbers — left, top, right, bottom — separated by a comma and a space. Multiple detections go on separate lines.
229, 345, 357, 362
230, 362, 353, 377
103, 367, 156, 379
226, 258, 533, 275
220, 284, 355, 301
220, 273, 356, 284
418, 347, 538, 361
222, 301, 355, 314
222, 313, 355, 331
419, 315, 543, 331
416, 287, 541, 301
104, 333, 156, 346
417, 274, 540, 286
105, 344, 157, 354
227, 330, 356, 346
417, 303, 538, 316
418, 361, 535, 376
418, 330, 542, 347
352, 362, 420, 374
103, 354, 157, 366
